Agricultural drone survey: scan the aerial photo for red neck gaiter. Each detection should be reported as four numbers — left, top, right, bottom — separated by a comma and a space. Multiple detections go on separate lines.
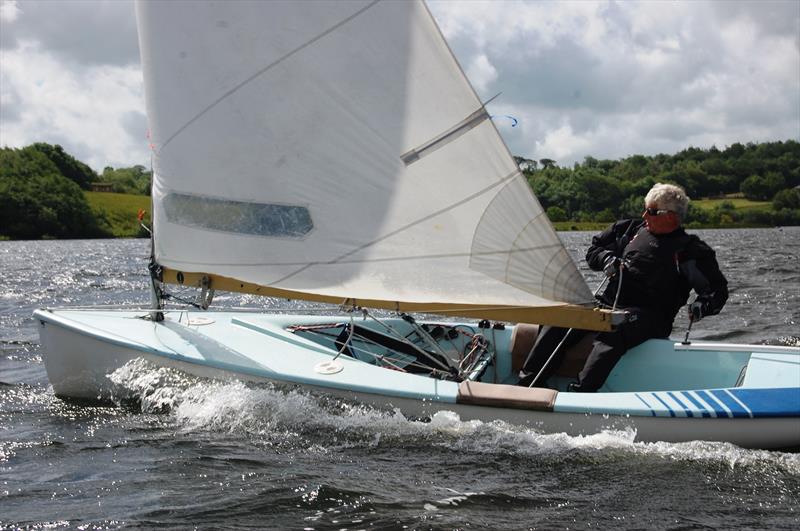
643, 211, 680, 234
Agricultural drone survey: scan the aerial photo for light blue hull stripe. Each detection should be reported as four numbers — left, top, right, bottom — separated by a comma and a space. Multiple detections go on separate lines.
634, 393, 657, 417
709, 389, 750, 418
652, 393, 677, 417
667, 392, 694, 418
696, 390, 732, 417
680, 392, 712, 418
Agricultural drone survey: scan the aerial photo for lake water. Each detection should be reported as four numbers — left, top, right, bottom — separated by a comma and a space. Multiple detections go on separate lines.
1, 228, 799, 529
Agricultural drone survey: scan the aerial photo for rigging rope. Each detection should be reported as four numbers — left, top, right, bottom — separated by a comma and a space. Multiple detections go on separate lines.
612, 264, 624, 311
361, 311, 455, 374
294, 324, 456, 376
332, 311, 355, 361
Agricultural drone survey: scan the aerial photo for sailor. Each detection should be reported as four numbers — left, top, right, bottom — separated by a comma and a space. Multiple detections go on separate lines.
519, 183, 728, 391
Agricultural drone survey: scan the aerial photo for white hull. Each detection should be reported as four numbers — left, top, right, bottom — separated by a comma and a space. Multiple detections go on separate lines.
35, 309, 800, 450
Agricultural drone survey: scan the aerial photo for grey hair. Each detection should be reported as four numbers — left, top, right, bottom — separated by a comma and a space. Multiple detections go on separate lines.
644, 183, 690, 220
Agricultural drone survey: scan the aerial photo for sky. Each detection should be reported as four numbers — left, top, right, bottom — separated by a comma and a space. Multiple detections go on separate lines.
1, 0, 798, 172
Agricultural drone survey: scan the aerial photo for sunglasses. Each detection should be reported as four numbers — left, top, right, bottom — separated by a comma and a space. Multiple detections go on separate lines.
644, 207, 671, 216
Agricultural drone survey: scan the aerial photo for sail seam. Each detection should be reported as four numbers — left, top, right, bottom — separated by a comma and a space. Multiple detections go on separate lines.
160, 243, 565, 268
156, 0, 381, 153
504, 209, 548, 284
467, 175, 593, 304
505, 211, 575, 302
269, 169, 522, 285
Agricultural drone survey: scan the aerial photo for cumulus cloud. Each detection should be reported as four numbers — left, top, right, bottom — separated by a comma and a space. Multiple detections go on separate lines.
465, 53, 498, 94
429, 0, 800, 165
0, 0, 798, 170
0, 0, 139, 66
0, 0, 20, 23
0, 0, 146, 170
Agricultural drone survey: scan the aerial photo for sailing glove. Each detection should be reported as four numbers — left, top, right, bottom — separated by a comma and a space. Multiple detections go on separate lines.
688, 296, 714, 322
602, 254, 621, 278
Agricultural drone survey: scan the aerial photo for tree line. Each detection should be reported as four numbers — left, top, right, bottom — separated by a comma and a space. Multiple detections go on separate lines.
2, 141, 799, 240
0, 143, 152, 239
515, 140, 800, 227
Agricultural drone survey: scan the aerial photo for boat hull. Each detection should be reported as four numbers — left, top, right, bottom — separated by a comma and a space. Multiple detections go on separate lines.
34, 309, 800, 449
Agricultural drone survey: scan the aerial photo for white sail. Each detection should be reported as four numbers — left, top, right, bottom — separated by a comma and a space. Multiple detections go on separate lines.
136, 0, 593, 311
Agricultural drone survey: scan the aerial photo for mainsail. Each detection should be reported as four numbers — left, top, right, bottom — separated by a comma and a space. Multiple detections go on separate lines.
136, 0, 613, 330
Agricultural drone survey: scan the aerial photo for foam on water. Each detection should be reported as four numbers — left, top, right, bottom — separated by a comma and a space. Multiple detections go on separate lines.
107, 359, 800, 475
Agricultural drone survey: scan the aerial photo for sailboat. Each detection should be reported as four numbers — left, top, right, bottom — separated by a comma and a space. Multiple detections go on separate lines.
34, 0, 799, 449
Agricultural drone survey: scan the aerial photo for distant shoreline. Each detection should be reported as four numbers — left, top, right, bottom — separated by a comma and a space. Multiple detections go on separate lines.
551, 221, 796, 231
0, 190, 796, 241
74, 191, 800, 236
5, 141, 798, 240
2, 221, 795, 242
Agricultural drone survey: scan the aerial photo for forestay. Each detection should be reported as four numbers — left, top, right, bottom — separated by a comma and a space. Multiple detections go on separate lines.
136, 0, 602, 326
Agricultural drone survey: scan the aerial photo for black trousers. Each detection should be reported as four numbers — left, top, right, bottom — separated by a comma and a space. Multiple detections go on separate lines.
520, 308, 672, 391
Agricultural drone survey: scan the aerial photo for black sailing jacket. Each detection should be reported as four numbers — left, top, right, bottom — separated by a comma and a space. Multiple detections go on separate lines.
585, 219, 728, 328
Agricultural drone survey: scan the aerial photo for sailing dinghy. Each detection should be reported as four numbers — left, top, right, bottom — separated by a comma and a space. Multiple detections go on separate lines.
34, 1, 799, 449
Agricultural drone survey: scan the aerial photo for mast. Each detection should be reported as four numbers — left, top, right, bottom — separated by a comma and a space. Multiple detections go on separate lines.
147, 155, 164, 322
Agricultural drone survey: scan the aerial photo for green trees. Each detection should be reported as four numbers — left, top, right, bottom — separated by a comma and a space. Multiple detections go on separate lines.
30, 142, 98, 190
740, 172, 786, 200
1, 139, 797, 239
100, 165, 152, 195
0, 143, 157, 239
523, 140, 800, 226
0, 146, 108, 239
546, 206, 567, 222
773, 188, 800, 210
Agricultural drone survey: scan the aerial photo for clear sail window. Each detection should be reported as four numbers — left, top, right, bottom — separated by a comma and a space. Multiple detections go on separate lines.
163, 192, 313, 238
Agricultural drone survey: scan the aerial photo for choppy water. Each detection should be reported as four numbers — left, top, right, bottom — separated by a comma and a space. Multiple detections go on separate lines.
1, 229, 799, 529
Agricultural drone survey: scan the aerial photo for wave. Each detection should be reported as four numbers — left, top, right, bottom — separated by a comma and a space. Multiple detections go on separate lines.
106, 359, 800, 476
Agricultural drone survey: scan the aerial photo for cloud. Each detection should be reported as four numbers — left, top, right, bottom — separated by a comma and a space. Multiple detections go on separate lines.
429, 0, 800, 164
0, 0, 798, 170
0, 40, 147, 170
0, 0, 139, 66
0, 0, 146, 170
465, 53, 498, 94
0, 0, 20, 23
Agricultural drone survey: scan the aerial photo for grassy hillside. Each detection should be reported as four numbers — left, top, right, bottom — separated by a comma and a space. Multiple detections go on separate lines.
84, 191, 151, 238
687, 196, 782, 228
692, 197, 771, 211
551, 197, 777, 231
551, 221, 607, 231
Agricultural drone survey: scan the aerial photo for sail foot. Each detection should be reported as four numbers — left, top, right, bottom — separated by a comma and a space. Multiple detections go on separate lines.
160, 268, 622, 332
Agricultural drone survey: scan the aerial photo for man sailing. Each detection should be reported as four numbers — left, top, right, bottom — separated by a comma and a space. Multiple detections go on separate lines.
519, 183, 728, 391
